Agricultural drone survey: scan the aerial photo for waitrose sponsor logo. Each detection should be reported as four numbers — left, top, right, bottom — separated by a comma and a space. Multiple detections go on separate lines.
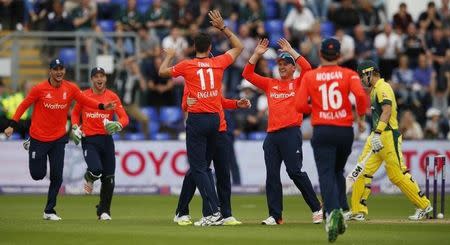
85, 112, 109, 119
43, 102, 67, 110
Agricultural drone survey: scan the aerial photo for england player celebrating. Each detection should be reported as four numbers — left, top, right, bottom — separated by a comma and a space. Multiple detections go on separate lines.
242, 38, 322, 225
159, 10, 243, 226
3, 59, 115, 220
296, 38, 367, 242
71, 67, 129, 220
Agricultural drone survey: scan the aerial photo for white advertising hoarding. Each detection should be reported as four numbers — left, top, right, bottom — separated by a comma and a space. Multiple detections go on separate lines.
0, 140, 449, 194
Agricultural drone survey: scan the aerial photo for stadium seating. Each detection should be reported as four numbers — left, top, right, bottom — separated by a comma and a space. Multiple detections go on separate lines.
125, 132, 146, 140
247, 131, 267, 140
152, 132, 171, 140
159, 106, 183, 128
58, 48, 77, 66
320, 21, 335, 38
264, 20, 283, 35
97, 20, 115, 32
141, 106, 158, 122
265, 4, 278, 20
268, 32, 284, 48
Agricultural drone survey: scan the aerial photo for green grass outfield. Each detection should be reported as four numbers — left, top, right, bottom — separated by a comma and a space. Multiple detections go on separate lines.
0, 194, 449, 245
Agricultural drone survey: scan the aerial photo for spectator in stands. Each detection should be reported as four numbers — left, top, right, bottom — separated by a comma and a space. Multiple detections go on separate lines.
399, 110, 424, 140
47, 0, 74, 32
142, 0, 172, 40
1, 81, 33, 139
0, 0, 26, 31
438, 0, 449, 28
171, 0, 198, 29
305, 0, 330, 20
239, 0, 265, 30
27, 0, 53, 30
146, 57, 175, 107
418, 1, 442, 34
234, 80, 261, 134
403, 23, 426, 68
427, 27, 449, 74
185, 23, 200, 58
413, 53, 434, 110
424, 108, 444, 139
161, 26, 189, 62
116, 0, 142, 32
116, 59, 150, 139
196, 0, 213, 30
64, 0, 96, 14
431, 49, 450, 117
391, 54, 418, 110
357, 0, 386, 39
300, 21, 322, 68
228, 24, 257, 98
70, 0, 96, 31
393, 2, 413, 34
327, 0, 359, 33
353, 24, 373, 64
335, 26, 356, 70
283, 0, 315, 44
137, 25, 161, 79
374, 23, 403, 80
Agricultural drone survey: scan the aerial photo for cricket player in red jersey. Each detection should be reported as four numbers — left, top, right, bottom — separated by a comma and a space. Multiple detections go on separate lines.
3, 59, 115, 221
159, 10, 243, 226
174, 87, 250, 226
71, 67, 129, 220
296, 38, 367, 242
242, 38, 322, 225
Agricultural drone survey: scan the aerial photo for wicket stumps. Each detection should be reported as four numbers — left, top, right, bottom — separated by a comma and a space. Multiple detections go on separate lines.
425, 155, 446, 219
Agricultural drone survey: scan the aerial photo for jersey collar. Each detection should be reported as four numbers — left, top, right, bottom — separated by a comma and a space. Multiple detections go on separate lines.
373, 78, 385, 89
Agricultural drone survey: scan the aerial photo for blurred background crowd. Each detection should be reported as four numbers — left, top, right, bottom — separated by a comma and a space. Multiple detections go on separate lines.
0, 0, 449, 141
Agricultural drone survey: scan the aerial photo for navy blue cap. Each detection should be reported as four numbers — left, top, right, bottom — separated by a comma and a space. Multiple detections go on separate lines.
49, 58, 65, 69
90, 67, 106, 77
276, 52, 295, 65
320, 38, 341, 58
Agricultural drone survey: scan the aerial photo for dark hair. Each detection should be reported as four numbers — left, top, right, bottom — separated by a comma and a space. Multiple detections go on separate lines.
194, 33, 212, 53
321, 52, 340, 62
399, 2, 406, 8
428, 1, 435, 8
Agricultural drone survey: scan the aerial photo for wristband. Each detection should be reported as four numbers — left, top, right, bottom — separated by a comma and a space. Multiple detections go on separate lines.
98, 103, 105, 110
375, 121, 387, 134
219, 25, 227, 31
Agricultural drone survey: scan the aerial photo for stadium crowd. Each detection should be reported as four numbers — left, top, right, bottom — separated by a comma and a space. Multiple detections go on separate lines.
0, 0, 449, 140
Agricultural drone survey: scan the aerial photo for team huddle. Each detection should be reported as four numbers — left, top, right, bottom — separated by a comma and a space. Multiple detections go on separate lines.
3, 10, 433, 243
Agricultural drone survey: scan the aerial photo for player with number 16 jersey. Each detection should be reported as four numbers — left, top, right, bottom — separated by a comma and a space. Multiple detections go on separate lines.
296, 38, 367, 242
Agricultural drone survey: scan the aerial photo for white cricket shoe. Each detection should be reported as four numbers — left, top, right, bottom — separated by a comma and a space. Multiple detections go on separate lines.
350, 213, 366, 221
43, 212, 62, 221
312, 209, 323, 224
194, 212, 223, 226
99, 213, 112, 220
261, 216, 282, 225
223, 216, 242, 226
173, 214, 179, 223
408, 205, 433, 221
177, 215, 192, 226
343, 211, 352, 221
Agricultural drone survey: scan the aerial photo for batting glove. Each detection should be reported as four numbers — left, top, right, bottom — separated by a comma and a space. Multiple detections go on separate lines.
23, 138, 30, 151
371, 132, 383, 152
104, 119, 122, 135
71, 124, 83, 145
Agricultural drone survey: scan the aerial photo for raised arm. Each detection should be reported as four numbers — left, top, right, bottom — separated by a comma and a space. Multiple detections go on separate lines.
242, 39, 272, 91
209, 10, 243, 61
158, 48, 176, 78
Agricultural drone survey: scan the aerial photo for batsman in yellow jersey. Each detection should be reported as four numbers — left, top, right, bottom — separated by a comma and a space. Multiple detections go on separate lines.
349, 60, 432, 221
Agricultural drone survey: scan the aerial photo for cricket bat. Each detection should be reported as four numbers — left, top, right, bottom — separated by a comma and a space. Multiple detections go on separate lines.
345, 151, 372, 194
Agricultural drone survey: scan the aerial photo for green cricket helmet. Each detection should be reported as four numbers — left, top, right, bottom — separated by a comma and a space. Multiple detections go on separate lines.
357, 60, 379, 88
